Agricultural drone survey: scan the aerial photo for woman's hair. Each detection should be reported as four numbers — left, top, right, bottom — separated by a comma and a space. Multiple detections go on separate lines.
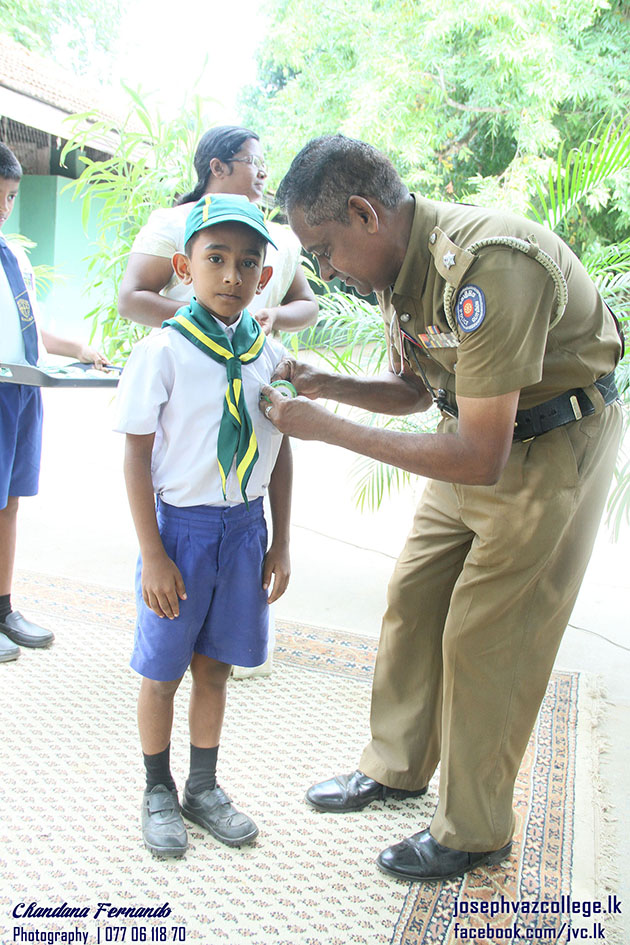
177, 125, 260, 205
276, 134, 407, 225
0, 142, 22, 181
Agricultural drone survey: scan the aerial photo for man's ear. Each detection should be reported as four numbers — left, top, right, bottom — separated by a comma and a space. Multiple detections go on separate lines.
256, 265, 273, 294
172, 252, 192, 285
347, 195, 379, 234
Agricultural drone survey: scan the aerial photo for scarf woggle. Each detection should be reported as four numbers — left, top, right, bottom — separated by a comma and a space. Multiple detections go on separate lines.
164, 299, 266, 502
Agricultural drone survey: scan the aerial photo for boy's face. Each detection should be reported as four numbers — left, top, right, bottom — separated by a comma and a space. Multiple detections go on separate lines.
173, 222, 272, 324
0, 177, 20, 231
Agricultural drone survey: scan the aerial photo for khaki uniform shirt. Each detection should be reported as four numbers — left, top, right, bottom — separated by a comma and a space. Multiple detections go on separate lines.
378, 195, 621, 409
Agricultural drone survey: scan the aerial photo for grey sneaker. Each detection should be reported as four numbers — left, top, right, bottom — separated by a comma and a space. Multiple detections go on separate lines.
141, 785, 188, 857
181, 785, 259, 847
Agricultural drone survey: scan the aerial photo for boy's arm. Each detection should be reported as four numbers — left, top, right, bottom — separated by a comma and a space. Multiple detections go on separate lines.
40, 329, 108, 369
263, 435, 292, 603
124, 433, 187, 619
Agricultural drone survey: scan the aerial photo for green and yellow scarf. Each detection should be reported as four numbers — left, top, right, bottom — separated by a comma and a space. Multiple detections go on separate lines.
164, 299, 266, 502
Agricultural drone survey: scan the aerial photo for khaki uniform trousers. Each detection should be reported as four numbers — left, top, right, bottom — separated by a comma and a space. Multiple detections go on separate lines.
359, 401, 622, 852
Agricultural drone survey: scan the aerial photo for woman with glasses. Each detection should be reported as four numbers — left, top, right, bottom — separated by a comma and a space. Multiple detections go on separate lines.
117, 125, 318, 334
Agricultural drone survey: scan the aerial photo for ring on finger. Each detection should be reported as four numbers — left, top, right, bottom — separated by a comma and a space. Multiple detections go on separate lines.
265, 404, 273, 419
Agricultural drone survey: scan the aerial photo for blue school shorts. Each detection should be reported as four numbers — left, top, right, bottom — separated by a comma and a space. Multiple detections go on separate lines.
131, 497, 270, 681
0, 383, 43, 510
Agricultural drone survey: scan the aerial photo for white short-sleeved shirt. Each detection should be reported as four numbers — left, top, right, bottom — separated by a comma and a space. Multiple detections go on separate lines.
130, 202, 302, 313
113, 321, 285, 507
0, 240, 41, 364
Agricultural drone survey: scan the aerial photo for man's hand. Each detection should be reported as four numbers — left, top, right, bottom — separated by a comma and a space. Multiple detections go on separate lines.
262, 541, 290, 603
271, 357, 327, 400
260, 384, 334, 439
141, 551, 187, 619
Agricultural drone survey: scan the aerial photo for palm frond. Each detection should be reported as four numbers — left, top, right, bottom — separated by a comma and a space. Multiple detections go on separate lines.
529, 118, 630, 231
285, 283, 388, 377
348, 410, 440, 511
4, 234, 66, 295
582, 240, 630, 322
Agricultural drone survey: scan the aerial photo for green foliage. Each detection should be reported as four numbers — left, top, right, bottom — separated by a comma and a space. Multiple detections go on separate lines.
349, 412, 439, 511
0, 0, 121, 75
528, 119, 630, 249
583, 240, 630, 312
243, 0, 630, 221
286, 284, 388, 375
60, 86, 218, 361
4, 233, 64, 296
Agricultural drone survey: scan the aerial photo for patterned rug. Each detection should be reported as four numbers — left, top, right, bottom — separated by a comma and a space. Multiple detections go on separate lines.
0, 570, 597, 944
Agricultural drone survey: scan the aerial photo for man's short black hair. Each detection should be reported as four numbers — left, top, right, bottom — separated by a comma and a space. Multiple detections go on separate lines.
276, 134, 408, 225
0, 143, 22, 181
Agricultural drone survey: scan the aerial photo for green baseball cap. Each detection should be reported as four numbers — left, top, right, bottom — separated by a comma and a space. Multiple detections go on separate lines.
184, 194, 277, 249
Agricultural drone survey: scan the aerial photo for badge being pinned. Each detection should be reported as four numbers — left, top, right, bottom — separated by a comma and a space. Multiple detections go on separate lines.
455, 285, 486, 333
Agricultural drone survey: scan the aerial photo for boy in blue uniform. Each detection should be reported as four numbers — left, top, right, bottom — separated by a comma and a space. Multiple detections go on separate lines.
115, 194, 292, 857
0, 143, 106, 663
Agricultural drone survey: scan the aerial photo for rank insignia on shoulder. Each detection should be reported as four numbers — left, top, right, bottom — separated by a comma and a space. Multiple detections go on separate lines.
455, 285, 486, 333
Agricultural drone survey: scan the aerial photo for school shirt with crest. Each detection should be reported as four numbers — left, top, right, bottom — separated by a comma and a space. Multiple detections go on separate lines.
0, 240, 41, 364
378, 195, 621, 410
113, 314, 285, 507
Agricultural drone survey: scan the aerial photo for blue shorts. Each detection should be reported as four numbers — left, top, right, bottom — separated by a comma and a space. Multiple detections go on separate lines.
0, 384, 43, 510
131, 497, 270, 681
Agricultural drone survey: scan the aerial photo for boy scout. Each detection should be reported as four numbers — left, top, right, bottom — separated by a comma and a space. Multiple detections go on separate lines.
260, 134, 623, 882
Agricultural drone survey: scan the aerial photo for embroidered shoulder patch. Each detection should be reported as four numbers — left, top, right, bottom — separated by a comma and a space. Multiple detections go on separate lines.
456, 285, 486, 333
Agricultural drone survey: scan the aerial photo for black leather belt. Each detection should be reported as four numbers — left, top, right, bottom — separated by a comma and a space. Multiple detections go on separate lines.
437, 371, 620, 441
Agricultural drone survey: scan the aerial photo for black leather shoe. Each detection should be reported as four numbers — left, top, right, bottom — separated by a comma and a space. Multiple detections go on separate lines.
181, 785, 259, 847
0, 611, 54, 648
306, 769, 427, 812
0, 631, 20, 662
377, 828, 512, 881
141, 785, 188, 857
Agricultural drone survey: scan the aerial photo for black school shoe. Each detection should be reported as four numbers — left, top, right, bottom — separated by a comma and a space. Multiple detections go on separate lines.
141, 785, 188, 857
181, 785, 259, 847
377, 828, 513, 881
0, 631, 20, 662
306, 769, 427, 812
0, 611, 54, 648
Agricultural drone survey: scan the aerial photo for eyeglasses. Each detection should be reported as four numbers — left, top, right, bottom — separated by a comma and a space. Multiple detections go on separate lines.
226, 155, 268, 174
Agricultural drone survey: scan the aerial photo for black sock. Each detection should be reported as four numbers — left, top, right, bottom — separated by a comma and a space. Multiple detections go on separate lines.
186, 744, 219, 795
0, 595, 11, 622
143, 744, 176, 792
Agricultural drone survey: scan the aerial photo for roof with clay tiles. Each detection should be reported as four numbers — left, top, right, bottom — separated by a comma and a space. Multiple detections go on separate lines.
0, 33, 129, 130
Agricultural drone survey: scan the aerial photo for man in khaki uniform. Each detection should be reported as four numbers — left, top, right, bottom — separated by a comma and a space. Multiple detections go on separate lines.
260, 135, 623, 882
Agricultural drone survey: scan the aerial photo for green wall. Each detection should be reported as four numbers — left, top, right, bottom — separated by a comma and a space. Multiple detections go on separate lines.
16, 175, 103, 344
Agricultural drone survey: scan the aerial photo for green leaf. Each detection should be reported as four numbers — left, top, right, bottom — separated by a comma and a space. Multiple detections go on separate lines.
529, 119, 630, 231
